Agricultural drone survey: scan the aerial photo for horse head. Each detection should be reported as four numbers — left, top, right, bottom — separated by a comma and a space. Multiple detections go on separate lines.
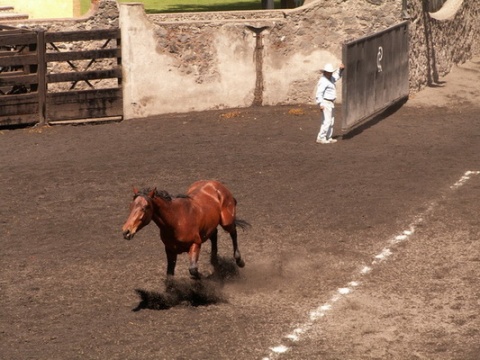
122, 187, 156, 240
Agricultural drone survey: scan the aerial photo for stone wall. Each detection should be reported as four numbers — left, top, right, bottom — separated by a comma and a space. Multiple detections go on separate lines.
2, 0, 479, 119
407, 0, 480, 91
120, 0, 404, 118
120, 0, 479, 118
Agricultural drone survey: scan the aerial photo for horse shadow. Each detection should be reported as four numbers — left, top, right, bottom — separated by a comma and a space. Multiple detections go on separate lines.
132, 256, 241, 311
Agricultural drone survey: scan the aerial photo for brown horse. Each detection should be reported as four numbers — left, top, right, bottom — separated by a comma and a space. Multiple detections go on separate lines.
122, 180, 249, 279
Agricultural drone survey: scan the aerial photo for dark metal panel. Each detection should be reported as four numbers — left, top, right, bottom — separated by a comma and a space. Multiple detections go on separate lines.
342, 22, 409, 131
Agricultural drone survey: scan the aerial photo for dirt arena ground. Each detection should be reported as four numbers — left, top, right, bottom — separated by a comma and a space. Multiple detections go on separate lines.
1, 57, 479, 360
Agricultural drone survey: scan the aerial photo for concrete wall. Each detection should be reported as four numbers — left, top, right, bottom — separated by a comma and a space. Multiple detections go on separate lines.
119, 4, 260, 118
2, 0, 479, 120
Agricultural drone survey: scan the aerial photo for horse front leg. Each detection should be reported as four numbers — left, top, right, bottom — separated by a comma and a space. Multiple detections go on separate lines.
164, 249, 177, 291
188, 242, 201, 279
165, 249, 177, 277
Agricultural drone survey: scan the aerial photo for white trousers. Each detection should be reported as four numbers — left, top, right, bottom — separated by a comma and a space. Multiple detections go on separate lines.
317, 102, 335, 141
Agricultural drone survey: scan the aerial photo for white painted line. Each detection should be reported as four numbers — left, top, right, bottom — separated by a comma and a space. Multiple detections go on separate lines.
360, 266, 372, 274
373, 247, 392, 263
270, 346, 288, 354
263, 170, 480, 359
338, 287, 351, 295
450, 170, 480, 189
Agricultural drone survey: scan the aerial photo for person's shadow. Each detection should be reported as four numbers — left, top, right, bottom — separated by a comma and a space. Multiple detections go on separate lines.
132, 256, 240, 311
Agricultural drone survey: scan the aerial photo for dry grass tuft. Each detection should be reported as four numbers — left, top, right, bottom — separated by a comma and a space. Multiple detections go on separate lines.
28, 125, 51, 134
288, 108, 305, 116
220, 111, 242, 119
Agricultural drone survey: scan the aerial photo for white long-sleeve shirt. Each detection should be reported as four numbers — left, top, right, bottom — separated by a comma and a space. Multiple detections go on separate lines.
315, 69, 343, 105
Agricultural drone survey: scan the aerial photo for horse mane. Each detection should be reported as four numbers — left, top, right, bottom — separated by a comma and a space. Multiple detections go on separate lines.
137, 188, 189, 202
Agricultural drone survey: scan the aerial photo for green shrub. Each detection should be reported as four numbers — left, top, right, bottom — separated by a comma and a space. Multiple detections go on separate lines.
81, 0, 281, 15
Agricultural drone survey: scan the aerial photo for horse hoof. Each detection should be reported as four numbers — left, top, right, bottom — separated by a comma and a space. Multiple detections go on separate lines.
236, 258, 245, 268
189, 267, 200, 279
165, 277, 175, 291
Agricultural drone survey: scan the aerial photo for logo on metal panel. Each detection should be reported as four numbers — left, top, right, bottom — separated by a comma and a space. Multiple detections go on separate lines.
377, 46, 383, 73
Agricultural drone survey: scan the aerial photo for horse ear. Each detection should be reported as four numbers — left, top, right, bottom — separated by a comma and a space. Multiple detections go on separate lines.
148, 187, 156, 198
133, 186, 139, 194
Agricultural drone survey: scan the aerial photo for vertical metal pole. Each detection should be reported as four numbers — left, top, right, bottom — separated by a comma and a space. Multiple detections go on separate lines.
36, 29, 47, 125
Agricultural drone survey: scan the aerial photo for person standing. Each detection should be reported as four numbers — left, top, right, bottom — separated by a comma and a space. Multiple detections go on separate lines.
315, 62, 345, 144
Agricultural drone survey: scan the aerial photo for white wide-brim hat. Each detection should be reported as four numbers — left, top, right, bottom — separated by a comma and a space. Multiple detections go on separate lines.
323, 63, 335, 72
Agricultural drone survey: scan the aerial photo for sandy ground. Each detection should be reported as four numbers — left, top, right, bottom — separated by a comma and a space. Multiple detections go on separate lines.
408, 57, 480, 106
0, 57, 479, 360
280, 57, 480, 360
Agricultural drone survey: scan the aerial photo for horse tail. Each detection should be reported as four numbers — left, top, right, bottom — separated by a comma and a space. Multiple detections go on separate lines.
231, 196, 250, 230
235, 219, 251, 230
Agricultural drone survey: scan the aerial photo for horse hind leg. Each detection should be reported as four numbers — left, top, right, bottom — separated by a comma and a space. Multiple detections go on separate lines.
188, 242, 201, 279
210, 228, 219, 266
220, 203, 248, 268
225, 222, 245, 268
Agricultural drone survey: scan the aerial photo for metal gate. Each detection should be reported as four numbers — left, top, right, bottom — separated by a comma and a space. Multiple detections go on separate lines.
341, 21, 409, 131
0, 25, 122, 127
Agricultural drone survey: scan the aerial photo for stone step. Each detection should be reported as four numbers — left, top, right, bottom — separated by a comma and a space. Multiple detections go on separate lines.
0, 12, 29, 20
0, 5, 29, 20
0, 6, 14, 12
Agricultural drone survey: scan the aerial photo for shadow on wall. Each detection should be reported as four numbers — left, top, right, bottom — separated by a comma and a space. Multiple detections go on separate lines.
422, 1, 440, 86
422, 0, 466, 86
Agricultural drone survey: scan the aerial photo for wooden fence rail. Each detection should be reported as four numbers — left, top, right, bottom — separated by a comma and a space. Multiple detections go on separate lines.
0, 26, 122, 127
